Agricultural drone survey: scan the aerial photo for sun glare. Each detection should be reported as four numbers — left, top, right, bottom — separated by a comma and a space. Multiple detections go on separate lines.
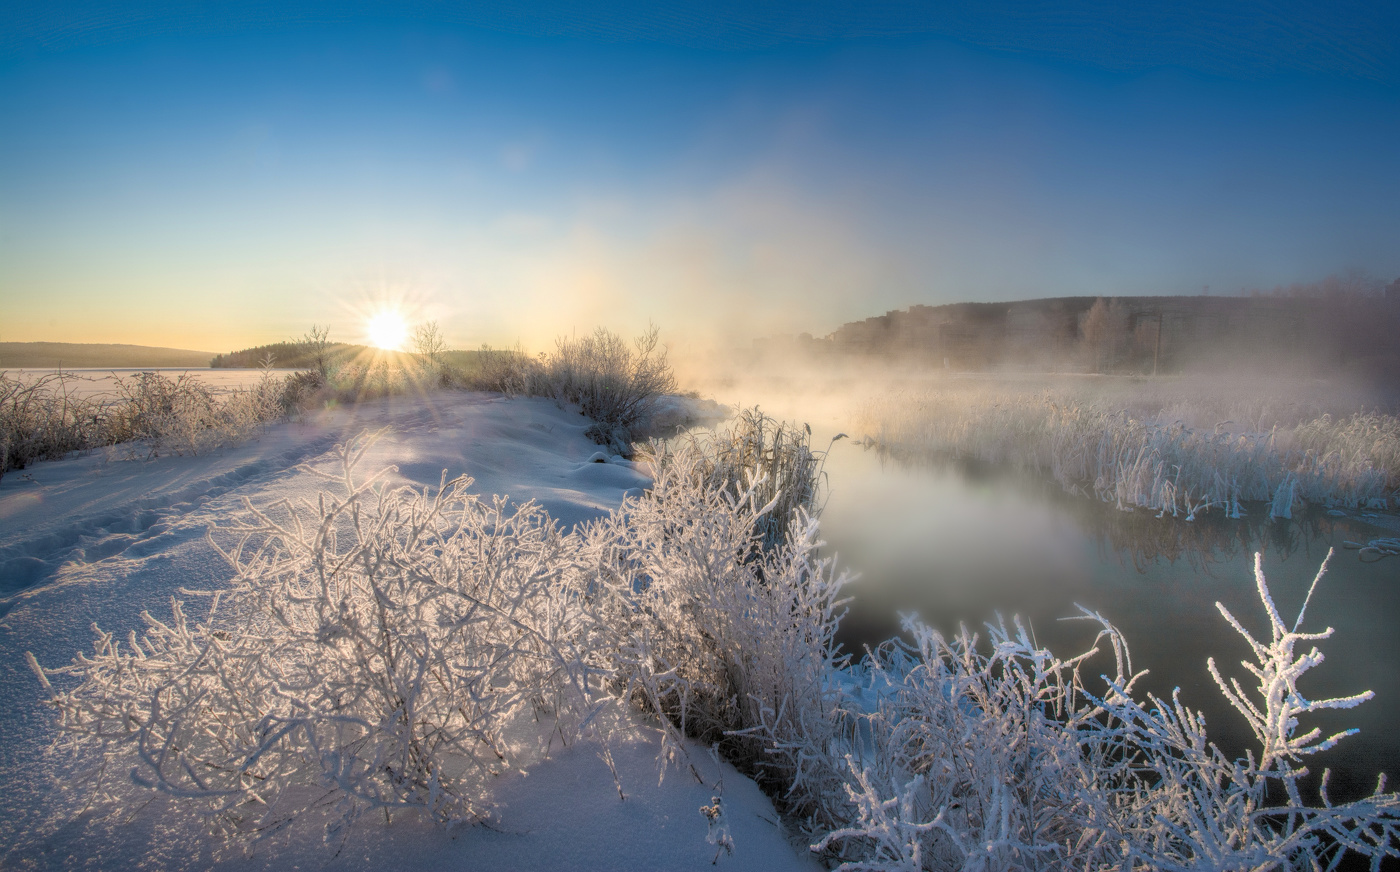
366, 309, 409, 350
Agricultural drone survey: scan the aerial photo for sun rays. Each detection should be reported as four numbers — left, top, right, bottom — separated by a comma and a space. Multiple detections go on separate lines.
366, 308, 409, 351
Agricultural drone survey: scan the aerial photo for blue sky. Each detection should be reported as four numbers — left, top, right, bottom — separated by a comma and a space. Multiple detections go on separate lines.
1, 2, 1397, 350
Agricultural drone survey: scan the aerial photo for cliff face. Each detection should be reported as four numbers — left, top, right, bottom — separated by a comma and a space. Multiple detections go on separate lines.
805, 294, 1400, 376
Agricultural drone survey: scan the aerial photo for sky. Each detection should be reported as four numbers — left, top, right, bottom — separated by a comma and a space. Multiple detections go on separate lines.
1, 1, 1397, 353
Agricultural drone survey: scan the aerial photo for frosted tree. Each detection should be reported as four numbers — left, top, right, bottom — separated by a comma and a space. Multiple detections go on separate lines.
1080, 297, 1128, 373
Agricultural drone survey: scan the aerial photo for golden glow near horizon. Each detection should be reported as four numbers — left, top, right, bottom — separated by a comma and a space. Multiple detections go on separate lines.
366, 308, 409, 351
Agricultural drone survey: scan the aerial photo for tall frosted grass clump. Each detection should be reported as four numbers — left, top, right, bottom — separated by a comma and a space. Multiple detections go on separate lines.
578, 440, 853, 798
861, 385, 1399, 518
29, 430, 1400, 866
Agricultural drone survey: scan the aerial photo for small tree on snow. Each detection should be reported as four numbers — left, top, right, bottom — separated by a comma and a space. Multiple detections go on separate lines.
412, 320, 449, 381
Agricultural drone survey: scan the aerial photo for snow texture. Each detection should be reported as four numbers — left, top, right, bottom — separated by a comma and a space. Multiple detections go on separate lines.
1, 392, 817, 871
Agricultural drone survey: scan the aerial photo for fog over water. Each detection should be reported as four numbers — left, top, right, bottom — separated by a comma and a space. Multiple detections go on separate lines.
681, 352, 1400, 801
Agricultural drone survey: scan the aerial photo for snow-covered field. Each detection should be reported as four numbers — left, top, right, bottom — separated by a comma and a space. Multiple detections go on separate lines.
0, 392, 817, 870
6, 368, 293, 399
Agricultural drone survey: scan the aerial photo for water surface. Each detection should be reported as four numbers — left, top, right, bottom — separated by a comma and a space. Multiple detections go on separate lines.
819, 439, 1400, 801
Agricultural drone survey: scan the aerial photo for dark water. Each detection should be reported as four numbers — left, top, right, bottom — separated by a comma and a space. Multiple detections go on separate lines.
819, 439, 1400, 803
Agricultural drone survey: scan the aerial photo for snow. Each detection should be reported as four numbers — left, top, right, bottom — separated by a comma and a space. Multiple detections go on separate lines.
0, 392, 819, 871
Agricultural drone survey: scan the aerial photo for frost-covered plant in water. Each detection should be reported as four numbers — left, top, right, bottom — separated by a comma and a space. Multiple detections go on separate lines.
811, 550, 1400, 870
859, 385, 1399, 516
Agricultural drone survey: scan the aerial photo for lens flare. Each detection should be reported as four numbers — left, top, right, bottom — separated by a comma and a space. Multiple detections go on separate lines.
366, 309, 408, 350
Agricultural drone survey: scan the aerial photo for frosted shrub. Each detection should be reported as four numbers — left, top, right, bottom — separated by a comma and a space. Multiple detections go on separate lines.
31, 435, 605, 844
0, 371, 105, 479
546, 324, 677, 451
1, 370, 288, 477
641, 408, 836, 553
577, 442, 853, 803
811, 551, 1400, 870
472, 343, 547, 397
109, 370, 287, 456
467, 325, 679, 453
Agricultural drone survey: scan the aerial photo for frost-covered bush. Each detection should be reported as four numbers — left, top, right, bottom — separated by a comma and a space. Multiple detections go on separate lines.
0, 370, 288, 478
545, 324, 676, 448
471, 343, 547, 397
108, 370, 286, 457
640, 407, 836, 553
0, 371, 105, 479
577, 442, 852, 796
470, 324, 677, 453
469, 326, 678, 454
31, 435, 606, 844
809, 551, 1400, 870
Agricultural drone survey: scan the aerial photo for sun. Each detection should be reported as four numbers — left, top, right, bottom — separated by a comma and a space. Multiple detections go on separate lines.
366, 309, 409, 351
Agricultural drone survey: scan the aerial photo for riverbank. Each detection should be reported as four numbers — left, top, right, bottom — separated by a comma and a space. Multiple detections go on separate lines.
1, 392, 817, 871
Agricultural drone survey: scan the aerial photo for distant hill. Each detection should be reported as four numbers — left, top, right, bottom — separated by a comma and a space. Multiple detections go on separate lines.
0, 342, 217, 369
211, 342, 423, 369
212, 342, 483, 372
210, 341, 340, 369
756, 292, 1400, 377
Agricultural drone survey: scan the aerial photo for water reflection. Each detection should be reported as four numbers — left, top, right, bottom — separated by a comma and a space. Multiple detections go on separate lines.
821, 439, 1399, 805
862, 442, 1345, 575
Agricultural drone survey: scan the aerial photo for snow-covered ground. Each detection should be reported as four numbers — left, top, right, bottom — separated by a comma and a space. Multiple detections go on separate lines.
6, 367, 294, 398
0, 392, 818, 870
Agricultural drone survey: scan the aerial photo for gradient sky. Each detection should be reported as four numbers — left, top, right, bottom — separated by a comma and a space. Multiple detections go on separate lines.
1, 1, 1397, 352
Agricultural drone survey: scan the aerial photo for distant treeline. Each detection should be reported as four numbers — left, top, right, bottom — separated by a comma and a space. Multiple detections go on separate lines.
760, 281, 1400, 378
0, 342, 216, 369
210, 342, 349, 369
211, 342, 484, 373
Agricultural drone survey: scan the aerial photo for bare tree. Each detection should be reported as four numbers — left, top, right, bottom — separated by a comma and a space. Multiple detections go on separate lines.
1080, 298, 1128, 373
298, 324, 333, 381
412, 320, 449, 382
